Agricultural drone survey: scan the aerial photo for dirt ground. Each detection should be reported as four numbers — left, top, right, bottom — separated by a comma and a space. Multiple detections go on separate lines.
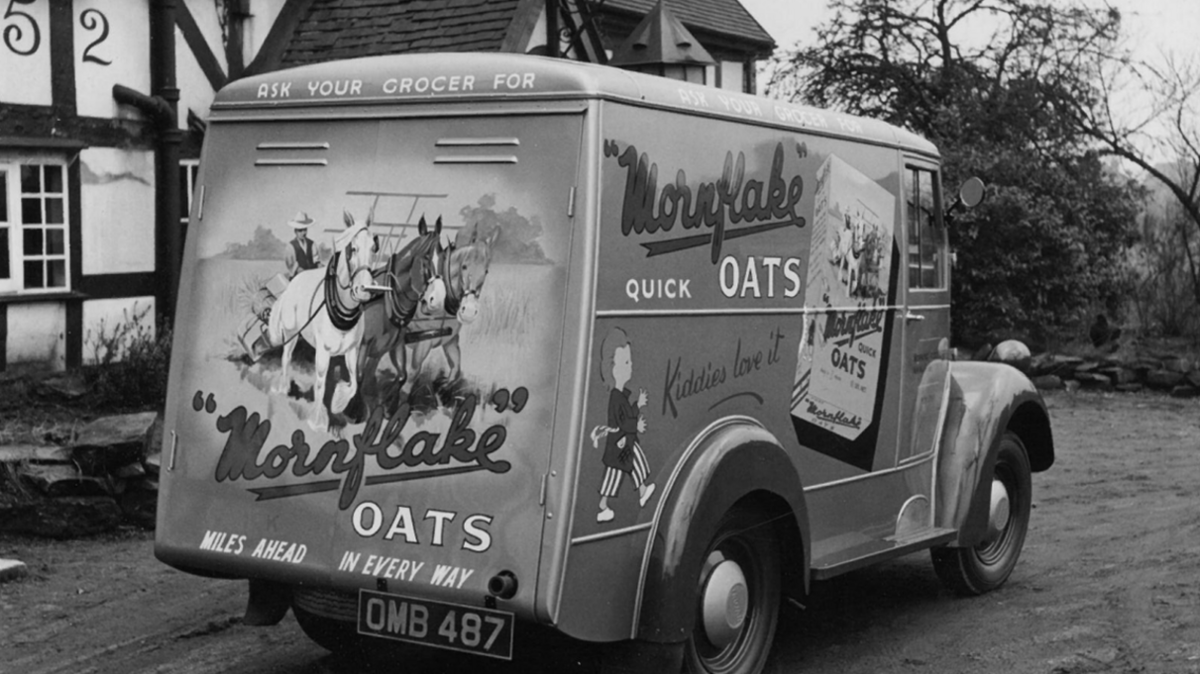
1, 390, 1198, 674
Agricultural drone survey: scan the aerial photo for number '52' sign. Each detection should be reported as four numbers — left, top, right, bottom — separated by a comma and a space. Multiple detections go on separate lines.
2, 0, 112, 65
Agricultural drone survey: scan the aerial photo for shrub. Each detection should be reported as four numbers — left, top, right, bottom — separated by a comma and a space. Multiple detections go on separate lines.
1130, 207, 1200, 339
83, 304, 172, 410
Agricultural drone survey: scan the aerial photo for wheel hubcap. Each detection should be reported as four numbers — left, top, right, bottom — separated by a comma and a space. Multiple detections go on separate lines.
701, 558, 749, 649
986, 477, 1011, 542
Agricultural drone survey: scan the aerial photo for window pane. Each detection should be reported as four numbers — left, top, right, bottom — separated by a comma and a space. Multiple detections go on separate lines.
24, 260, 44, 288
47, 259, 66, 288
45, 197, 64, 224
0, 172, 7, 221
179, 169, 190, 220
23, 227, 42, 255
907, 169, 922, 288
0, 226, 9, 279
20, 165, 40, 193
22, 197, 41, 224
43, 165, 63, 193
920, 171, 942, 288
47, 228, 64, 254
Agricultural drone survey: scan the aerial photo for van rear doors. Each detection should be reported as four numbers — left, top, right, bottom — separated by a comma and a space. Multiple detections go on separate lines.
156, 108, 586, 617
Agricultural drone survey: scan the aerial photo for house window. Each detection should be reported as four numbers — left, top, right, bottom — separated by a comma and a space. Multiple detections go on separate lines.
180, 159, 200, 224
906, 166, 945, 290
0, 161, 68, 294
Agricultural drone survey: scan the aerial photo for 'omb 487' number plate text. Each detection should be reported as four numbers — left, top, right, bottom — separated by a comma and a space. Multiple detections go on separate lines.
357, 589, 514, 660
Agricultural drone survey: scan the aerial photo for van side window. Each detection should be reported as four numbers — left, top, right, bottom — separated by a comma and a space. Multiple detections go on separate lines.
906, 167, 944, 290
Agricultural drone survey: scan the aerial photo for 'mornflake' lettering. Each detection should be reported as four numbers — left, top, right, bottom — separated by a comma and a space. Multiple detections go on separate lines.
609, 141, 805, 264
823, 309, 885, 348
805, 401, 862, 429
213, 396, 510, 510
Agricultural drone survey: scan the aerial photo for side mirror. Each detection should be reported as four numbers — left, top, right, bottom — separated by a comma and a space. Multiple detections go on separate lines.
944, 177, 985, 226
958, 177, 985, 209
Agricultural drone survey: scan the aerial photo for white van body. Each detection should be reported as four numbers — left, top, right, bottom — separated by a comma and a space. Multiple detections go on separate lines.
156, 53, 1053, 674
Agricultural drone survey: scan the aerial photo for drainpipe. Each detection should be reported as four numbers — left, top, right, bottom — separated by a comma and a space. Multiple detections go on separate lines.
546, 0, 559, 57
113, 0, 181, 326
153, 0, 182, 325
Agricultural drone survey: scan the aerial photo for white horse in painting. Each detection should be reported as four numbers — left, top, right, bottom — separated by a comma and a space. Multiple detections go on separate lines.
268, 209, 379, 433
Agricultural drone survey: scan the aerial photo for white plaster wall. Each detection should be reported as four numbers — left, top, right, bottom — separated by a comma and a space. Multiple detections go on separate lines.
74, 1, 152, 118
176, 25, 217, 129
7, 302, 66, 371
184, 0, 229, 73
525, 7, 548, 53
80, 148, 156, 275
82, 296, 156, 365
244, 0, 288, 66
0, 0, 52, 106
720, 61, 744, 92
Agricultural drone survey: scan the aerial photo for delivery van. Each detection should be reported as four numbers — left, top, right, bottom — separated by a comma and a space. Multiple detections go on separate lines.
156, 52, 1054, 674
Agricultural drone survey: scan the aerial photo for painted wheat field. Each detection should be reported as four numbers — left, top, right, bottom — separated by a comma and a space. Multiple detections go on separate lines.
184, 258, 563, 438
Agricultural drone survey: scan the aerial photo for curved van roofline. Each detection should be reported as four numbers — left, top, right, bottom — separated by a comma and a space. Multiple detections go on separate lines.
213, 52, 938, 156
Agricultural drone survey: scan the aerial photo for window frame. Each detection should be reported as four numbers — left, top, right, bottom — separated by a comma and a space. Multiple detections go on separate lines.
0, 156, 71, 295
0, 167, 11, 293
181, 158, 200, 225
905, 164, 947, 292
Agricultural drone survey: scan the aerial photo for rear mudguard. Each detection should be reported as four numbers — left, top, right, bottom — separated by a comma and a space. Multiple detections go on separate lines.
937, 361, 1054, 547
633, 418, 809, 643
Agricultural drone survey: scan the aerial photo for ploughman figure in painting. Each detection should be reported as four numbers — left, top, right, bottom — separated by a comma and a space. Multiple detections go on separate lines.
284, 211, 322, 279
237, 211, 326, 359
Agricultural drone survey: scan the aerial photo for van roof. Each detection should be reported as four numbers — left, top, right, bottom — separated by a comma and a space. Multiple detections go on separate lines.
213, 52, 937, 156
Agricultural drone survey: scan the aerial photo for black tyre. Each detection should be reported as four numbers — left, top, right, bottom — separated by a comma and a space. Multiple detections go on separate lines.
683, 506, 782, 674
932, 431, 1032, 595
292, 602, 366, 655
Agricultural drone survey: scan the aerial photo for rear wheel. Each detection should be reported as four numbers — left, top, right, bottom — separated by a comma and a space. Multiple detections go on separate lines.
293, 601, 366, 655
291, 587, 376, 655
932, 431, 1032, 595
683, 506, 781, 674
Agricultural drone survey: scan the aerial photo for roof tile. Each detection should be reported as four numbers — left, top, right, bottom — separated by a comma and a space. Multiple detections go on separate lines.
282, 0, 522, 67
279, 0, 771, 69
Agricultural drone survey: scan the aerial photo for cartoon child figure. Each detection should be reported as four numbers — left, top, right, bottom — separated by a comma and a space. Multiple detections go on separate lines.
591, 326, 655, 523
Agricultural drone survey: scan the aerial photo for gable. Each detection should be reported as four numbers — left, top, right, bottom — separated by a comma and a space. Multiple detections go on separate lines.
602, 0, 774, 52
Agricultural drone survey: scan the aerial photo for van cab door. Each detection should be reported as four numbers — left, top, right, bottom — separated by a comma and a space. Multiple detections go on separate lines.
898, 160, 950, 463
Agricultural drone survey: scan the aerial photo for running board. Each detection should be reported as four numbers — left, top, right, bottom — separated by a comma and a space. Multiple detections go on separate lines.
810, 528, 957, 581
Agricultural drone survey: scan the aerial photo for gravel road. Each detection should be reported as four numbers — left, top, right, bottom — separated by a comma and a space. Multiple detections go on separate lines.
2, 391, 1198, 674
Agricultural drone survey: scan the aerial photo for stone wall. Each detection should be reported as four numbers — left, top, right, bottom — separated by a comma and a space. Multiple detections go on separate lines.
1025, 353, 1200, 397
0, 412, 160, 538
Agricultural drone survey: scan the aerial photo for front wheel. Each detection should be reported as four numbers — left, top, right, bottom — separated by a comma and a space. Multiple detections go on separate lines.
683, 505, 781, 674
932, 431, 1032, 595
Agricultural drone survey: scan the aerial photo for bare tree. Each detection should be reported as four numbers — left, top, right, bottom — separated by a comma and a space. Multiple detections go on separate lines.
1055, 51, 1200, 303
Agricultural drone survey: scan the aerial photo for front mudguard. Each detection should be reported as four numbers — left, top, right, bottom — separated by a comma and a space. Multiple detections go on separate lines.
936, 361, 1054, 547
635, 419, 809, 644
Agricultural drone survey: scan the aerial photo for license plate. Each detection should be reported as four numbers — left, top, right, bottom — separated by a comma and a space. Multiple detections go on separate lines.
357, 589, 514, 660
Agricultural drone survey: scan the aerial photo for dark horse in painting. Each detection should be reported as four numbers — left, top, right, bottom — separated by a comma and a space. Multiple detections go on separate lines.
352, 216, 446, 416
402, 225, 500, 392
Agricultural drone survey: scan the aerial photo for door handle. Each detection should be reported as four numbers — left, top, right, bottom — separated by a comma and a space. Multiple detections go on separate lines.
905, 311, 926, 322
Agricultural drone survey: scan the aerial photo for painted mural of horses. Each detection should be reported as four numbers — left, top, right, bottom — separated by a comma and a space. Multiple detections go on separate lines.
267, 208, 380, 433
353, 215, 447, 416
402, 225, 500, 392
